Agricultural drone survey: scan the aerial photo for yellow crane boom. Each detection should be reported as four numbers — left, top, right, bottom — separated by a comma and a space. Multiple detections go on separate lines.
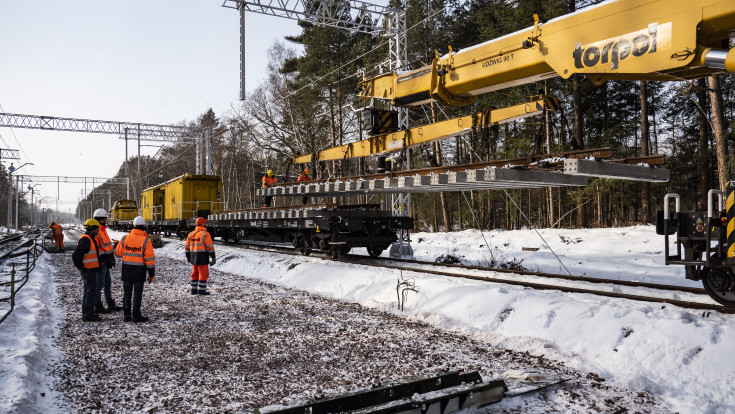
292, 96, 559, 164
358, 0, 735, 107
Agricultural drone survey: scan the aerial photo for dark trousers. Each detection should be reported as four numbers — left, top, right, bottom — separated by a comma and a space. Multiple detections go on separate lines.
96, 262, 113, 306
263, 195, 273, 207
122, 281, 145, 318
81, 269, 99, 319
302, 196, 309, 205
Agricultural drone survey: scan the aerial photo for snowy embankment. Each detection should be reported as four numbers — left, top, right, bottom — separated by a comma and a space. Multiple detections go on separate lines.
0, 225, 732, 413
149, 225, 734, 413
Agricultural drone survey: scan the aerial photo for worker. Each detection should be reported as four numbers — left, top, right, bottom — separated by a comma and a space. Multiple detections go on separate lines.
114, 216, 155, 323
71, 219, 102, 322
93, 209, 122, 313
185, 217, 216, 295
48, 221, 64, 252
297, 168, 311, 205
262, 169, 277, 208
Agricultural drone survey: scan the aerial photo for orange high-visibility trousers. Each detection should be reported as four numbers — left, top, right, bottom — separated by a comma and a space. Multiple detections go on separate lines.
190, 265, 210, 294
55, 234, 64, 250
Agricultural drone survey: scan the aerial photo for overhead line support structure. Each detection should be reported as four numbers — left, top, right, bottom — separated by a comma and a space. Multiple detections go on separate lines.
0, 112, 215, 202
222, 0, 412, 257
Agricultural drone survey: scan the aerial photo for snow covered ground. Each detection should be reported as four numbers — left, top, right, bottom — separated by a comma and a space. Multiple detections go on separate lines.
1, 225, 733, 413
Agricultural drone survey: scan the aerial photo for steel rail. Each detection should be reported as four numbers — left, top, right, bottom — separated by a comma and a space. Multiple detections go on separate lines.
202, 238, 727, 313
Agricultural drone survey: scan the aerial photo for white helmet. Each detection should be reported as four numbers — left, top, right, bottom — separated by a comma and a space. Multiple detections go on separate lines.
133, 216, 146, 226
93, 208, 108, 218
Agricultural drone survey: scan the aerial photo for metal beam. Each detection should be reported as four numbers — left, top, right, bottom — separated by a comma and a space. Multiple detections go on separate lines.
293, 96, 559, 164
222, 0, 397, 35
563, 158, 671, 182
0, 113, 198, 142
17, 175, 128, 184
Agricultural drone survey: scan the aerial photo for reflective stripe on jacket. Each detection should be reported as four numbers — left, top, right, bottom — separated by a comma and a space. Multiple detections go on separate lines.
262, 176, 277, 188
80, 234, 100, 269
96, 226, 114, 255
115, 229, 155, 269
185, 226, 214, 265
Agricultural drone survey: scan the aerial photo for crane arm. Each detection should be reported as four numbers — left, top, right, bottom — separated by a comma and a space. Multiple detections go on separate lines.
358, 0, 735, 107
292, 96, 558, 164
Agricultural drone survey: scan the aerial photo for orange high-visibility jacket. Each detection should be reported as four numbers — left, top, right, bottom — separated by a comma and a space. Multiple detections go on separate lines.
115, 229, 155, 282
297, 173, 310, 182
96, 226, 114, 255
262, 176, 277, 188
79, 234, 100, 270
52, 223, 63, 237
185, 225, 215, 265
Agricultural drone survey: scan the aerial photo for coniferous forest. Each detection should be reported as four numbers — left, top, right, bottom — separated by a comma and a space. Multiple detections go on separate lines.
79, 0, 735, 232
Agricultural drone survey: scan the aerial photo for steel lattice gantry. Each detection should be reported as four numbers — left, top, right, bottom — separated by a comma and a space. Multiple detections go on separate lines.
0, 113, 197, 142
0, 112, 214, 175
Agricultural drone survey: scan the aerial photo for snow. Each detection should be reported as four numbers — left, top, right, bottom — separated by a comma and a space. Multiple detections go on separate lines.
1, 224, 733, 413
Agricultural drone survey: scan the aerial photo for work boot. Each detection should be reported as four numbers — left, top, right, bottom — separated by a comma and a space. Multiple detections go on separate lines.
82, 315, 102, 322
198, 290, 211, 296
123, 315, 132, 322
95, 304, 111, 314
132, 316, 149, 323
107, 301, 123, 312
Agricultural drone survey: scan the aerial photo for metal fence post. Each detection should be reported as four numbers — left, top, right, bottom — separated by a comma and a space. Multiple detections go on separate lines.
10, 264, 15, 311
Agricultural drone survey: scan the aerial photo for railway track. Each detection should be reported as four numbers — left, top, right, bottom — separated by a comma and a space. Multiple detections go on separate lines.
201, 238, 731, 314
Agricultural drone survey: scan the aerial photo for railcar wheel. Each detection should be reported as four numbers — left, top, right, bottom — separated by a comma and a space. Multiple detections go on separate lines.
340, 245, 351, 255
703, 269, 735, 308
299, 246, 311, 256
367, 246, 384, 258
329, 247, 341, 260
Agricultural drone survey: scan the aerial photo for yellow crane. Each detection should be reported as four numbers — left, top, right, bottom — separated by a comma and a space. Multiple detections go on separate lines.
294, 0, 735, 164
357, 0, 735, 108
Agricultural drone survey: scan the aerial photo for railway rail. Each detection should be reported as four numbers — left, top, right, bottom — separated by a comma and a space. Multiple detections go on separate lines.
187, 237, 730, 314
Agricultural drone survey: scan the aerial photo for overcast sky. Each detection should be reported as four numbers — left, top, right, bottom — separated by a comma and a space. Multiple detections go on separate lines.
0, 0, 304, 215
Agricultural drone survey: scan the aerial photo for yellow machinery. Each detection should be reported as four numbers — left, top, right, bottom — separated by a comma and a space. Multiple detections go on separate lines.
293, 0, 735, 164
140, 174, 224, 222
358, 0, 735, 108
110, 199, 138, 223
294, 95, 558, 164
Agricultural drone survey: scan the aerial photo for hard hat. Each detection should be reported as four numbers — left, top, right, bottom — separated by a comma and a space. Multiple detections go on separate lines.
50, 221, 56, 226
133, 216, 146, 226
304, 168, 309, 174
267, 170, 274, 177
196, 217, 207, 226
84, 219, 101, 229
93, 208, 108, 219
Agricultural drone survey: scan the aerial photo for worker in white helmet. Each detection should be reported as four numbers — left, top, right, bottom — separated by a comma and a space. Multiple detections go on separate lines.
93, 208, 122, 313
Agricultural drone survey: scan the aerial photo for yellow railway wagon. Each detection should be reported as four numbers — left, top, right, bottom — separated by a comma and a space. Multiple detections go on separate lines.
110, 199, 138, 222
140, 174, 223, 221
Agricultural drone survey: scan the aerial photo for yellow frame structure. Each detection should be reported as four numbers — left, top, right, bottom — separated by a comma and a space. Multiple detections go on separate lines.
293, 96, 558, 164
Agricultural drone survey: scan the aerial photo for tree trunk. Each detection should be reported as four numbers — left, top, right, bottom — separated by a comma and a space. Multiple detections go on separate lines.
709, 75, 730, 192
640, 81, 651, 223
698, 78, 711, 209
429, 102, 451, 232
573, 75, 586, 228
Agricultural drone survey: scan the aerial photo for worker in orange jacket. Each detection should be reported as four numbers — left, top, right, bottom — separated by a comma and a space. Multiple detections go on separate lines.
186, 217, 216, 295
71, 219, 102, 322
262, 169, 277, 208
93, 208, 122, 313
48, 221, 64, 252
297, 168, 311, 205
114, 216, 155, 323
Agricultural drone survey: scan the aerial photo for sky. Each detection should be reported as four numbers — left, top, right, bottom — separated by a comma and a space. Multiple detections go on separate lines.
2, 225, 733, 412
0, 0, 307, 214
